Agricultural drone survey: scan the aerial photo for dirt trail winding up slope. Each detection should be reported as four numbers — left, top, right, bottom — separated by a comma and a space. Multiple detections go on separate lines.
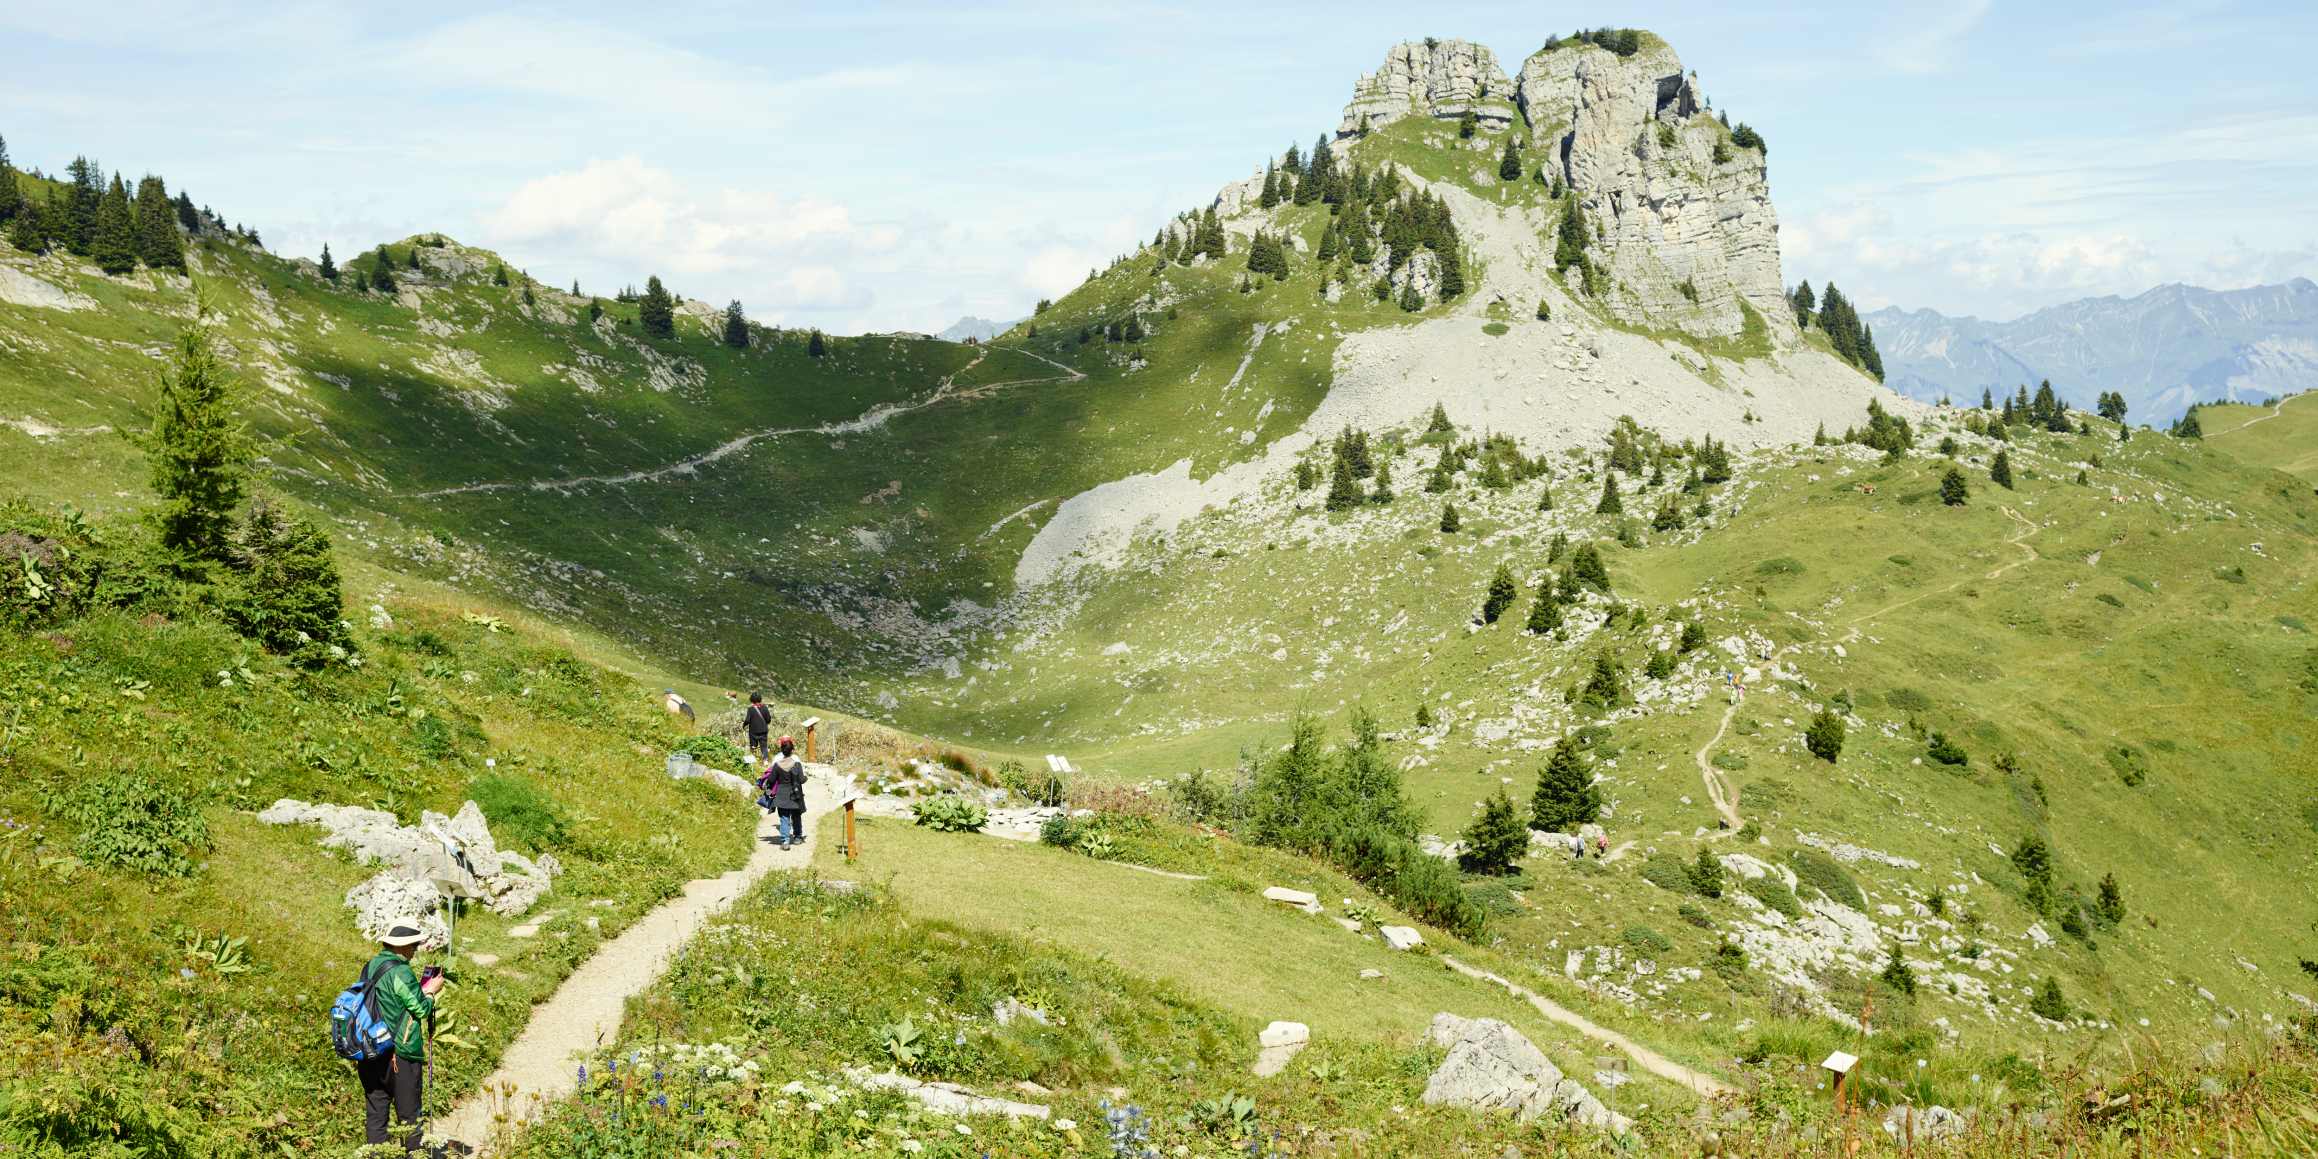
1439, 957, 1736, 1097
407, 346, 1083, 499
1694, 699, 1744, 831
437, 772, 837, 1154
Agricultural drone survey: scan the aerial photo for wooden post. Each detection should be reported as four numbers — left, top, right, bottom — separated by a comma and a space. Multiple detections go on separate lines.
801, 716, 822, 763
844, 800, 858, 861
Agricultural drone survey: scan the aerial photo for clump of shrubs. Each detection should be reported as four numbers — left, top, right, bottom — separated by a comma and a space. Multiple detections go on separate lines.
42, 774, 212, 876
910, 797, 988, 833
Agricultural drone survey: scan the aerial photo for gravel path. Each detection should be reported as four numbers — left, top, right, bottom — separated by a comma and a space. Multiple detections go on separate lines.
1693, 698, 1745, 831
437, 771, 836, 1154
1438, 956, 1736, 1097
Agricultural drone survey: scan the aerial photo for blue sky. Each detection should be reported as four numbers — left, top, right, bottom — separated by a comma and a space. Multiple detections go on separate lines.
5, 1, 2315, 332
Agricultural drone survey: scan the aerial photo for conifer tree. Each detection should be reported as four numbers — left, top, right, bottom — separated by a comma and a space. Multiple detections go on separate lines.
1316, 221, 1339, 262
1439, 501, 1461, 533
1690, 848, 1726, 897
1370, 457, 1393, 503
1940, 467, 1970, 506
1481, 562, 1518, 624
722, 300, 749, 348
351, 268, 368, 292
1458, 109, 1478, 139
808, 328, 828, 358
1537, 483, 1554, 511
1325, 453, 1364, 512
1397, 278, 1422, 312
1526, 574, 1562, 634
1530, 741, 1601, 832
1435, 241, 1464, 300
1535, 298, 1551, 321
1878, 944, 1917, 995
1547, 530, 1570, 565
1991, 449, 2015, 490
1805, 706, 1845, 762
1790, 279, 1815, 324
1981, 387, 1995, 411
405, 246, 418, 270
1580, 650, 1627, 708
1498, 134, 1522, 181
63, 157, 102, 254
131, 175, 184, 271
371, 247, 398, 294
1427, 401, 1453, 435
91, 174, 138, 274
318, 243, 338, 282
2171, 407, 2202, 438
1595, 473, 1623, 515
1458, 789, 1530, 875
224, 499, 354, 667
639, 275, 676, 338
2096, 872, 2124, 925
146, 303, 255, 566
493, 263, 511, 286
1569, 543, 1611, 592
0, 134, 20, 224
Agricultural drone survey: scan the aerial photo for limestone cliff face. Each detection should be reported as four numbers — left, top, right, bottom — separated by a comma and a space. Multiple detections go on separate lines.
1335, 39, 1518, 136
1514, 38, 1793, 343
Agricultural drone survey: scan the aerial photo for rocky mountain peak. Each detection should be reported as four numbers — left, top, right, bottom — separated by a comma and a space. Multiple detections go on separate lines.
1336, 39, 1517, 137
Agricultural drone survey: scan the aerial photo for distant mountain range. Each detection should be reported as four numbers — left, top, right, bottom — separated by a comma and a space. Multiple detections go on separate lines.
936, 315, 1011, 343
1867, 278, 2318, 421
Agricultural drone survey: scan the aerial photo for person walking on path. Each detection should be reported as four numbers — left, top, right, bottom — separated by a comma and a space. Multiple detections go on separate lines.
743, 692, 774, 762
357, 922, 446, 1155
764, 736, 808, 848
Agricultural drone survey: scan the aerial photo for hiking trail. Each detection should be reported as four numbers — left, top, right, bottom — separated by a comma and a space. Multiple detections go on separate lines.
2208, 395, 2290, 436
437, 771, 837, 1154
1693, 698, 1745, 831
1438, 957, 1736, 1097
408, 346, 1083, 499
1843, 505, 2041, 632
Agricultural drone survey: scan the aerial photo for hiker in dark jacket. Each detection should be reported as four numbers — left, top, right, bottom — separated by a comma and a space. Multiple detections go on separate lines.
358, 922, 444, 1155
744, 692, 774, 761
765, 736, 807, 847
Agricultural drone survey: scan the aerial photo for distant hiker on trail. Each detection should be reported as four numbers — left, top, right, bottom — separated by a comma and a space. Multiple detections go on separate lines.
762, 736, 807, 848
356, 922, 445, 1155
744, 692, 774, 761
1595, 834, 1609, 859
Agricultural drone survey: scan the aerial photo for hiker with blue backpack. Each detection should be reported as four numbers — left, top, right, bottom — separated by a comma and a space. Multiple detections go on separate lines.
333, 921, 444, 1154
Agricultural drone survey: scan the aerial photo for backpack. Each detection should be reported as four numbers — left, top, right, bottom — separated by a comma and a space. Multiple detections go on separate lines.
330, 957, 398, 1061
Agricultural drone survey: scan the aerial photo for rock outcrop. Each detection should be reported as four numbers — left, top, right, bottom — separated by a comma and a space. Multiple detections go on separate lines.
1513, 36, 1793, 342
260, 798, 562, 946
1422, 1013, 1631, 1134
1336, 39, 1517, 136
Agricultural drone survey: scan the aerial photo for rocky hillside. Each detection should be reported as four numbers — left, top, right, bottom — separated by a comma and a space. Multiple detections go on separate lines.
1870, 278, 2318, 420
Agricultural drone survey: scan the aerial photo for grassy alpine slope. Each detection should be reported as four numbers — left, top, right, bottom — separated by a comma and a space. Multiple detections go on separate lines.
5, 24, 2318, 1155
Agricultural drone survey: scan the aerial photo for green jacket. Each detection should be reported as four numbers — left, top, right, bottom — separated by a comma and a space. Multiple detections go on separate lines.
364, 951, 436, 1061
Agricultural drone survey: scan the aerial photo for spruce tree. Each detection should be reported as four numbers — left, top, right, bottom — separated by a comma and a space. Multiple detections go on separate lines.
1458, 789, 1530, 875
1526, 575, 1563, 634
146, 304, 255, 566
1498, 134, 1522, 181
1439, 501, 1461, 533
0, 134, 20, 224
1325, 453, 1364, 512
406, 246, 419, 270
1547, 531, 1569, 565
2096, 872, 2124, 926
318, 243, 338, 282
1690, 848, 1726, 897
639, 275, 676, 338
1259, 162, 1279, 209
1554, 194, 1589, 272
1535, 298, 1551, 321
722, 300, 749, 348
1481, 562, 1518, 624
493, 262, 511, 286
1595, 472, 1623, 515
223, 499, 354, 667
1397, 278, 1422, 312
808, 328, 828, 357
1805, 706, 1845, 762
1458, 109, 1478, 139
1370, 457, 1393, 503
371, 247, 398, 294
1991, 449, 2015, 489
1531, 741, 1601, 832
1939, 467, 1970, 507
131, 176, 185, 271
1580, 650, 1627, 708
1427, 401, 1453, 435
63, 157, 102, 254
1878, 945, 1918, 996
1569, 543, 1611, 592
91, 174, 138, 275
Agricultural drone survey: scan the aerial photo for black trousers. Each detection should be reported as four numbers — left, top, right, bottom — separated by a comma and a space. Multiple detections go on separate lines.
358, 1053, 424, 1154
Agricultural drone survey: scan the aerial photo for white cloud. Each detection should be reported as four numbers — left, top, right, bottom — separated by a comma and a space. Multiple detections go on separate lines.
482, 157, 896, 315
1868, 0, 1993, 76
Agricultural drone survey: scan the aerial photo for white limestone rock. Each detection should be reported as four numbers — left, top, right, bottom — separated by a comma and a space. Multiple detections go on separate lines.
1422, 1014, 1631, 1134
1513, 37, 1793, 343
1337, 39, 1518, 137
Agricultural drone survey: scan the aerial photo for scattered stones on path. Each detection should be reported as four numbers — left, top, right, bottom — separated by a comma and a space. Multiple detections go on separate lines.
1253, 1020, 1311, 1077
1421, 1013, 1631, 1134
